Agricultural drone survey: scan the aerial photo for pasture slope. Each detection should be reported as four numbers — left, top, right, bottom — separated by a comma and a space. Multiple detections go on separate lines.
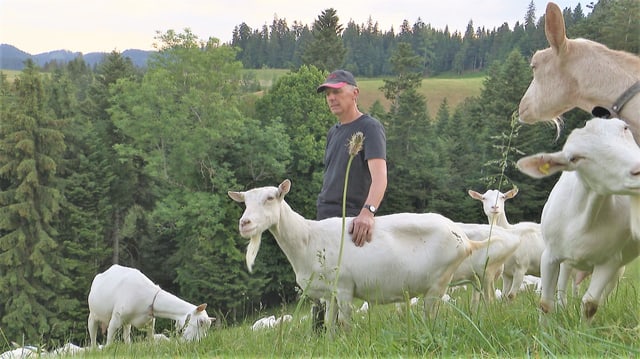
251, 68, 484, 118
3, 67, 636, 357
39, 259, 639, 358
2, 67, 481, 119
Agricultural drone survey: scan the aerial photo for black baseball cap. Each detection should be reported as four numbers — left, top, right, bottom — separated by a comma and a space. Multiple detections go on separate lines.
316, 70, 357, 93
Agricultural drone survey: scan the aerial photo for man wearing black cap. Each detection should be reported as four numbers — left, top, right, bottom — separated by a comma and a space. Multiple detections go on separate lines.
316, 69, 387, 247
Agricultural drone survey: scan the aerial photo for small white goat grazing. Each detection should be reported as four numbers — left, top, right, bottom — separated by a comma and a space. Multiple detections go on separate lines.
251, 314, 292, 330
0, 346, 43, 359
468, 188, 546, 300
251, 315, 276, 330
228, 180, 488, 329
452, 223, 521, 307
52, 343, 85, 355
88, 264, 213, 346
517, 117, 640, 320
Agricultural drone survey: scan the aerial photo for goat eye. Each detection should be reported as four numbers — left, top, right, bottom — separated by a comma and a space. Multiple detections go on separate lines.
569, 155, 583, 163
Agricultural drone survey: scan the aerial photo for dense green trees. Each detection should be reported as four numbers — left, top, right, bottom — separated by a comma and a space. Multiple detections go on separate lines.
232, 1, 638, 76
0, 0, 634, 347
108, 31, 292, 322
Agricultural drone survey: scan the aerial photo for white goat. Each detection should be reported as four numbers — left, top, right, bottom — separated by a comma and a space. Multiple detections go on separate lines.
251, 315, 276, 330
250, 314, 292, 330
356, 301, 369, 313
520, 275, 542, 293
517, 117, 640, 320
452, 223, 520, 307
468, 188, 545, 299
0, 346, 42, 359
518, 2, 640, 144
52, 343, 85, 355
88, 264, 213, 346
228, 179, 488, 329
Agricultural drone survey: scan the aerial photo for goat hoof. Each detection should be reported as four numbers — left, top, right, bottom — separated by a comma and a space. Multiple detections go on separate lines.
539, 301, 552, 314
583, 302, 598, 319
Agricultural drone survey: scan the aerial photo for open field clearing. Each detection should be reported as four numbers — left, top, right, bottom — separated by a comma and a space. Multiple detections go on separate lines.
249, 69, 484, 118
0, 69, 21, 82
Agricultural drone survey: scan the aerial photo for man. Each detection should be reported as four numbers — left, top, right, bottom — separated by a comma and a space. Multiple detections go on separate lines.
316, 70, 388, 247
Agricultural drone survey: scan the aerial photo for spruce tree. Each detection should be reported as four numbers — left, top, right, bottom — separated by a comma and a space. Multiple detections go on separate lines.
302, 8, 346, 71
379, 42, 423, 106
0, 60, 72, 343
381, 43, 434, 213
46, 66, 110, 344
84, 51, 150, 268
477, 50, 560, 223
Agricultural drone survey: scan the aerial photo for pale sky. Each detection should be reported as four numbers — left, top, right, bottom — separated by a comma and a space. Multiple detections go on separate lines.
0, 0, 587, 55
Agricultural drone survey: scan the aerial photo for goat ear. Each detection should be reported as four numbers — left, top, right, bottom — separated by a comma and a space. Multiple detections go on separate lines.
278, 179, 291, 198
517, 152, 567, 178
228, 191, 245, 203
545, 2, 567, 54
468, 190, 483, 200
505, 187, 519, 199
195, 303, 207, 312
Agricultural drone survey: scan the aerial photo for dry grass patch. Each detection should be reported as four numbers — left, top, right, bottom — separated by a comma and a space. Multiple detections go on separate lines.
357, 76, 484, 117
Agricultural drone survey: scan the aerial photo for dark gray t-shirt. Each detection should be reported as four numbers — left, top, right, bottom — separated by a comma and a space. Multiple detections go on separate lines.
316, 114, 386, 220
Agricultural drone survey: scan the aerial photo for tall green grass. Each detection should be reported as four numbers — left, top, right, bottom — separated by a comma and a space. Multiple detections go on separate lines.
72, 259, 639, 358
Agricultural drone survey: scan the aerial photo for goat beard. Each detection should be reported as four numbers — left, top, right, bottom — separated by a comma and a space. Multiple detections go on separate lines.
246, 235, 262, 273
632, 196, 640, 241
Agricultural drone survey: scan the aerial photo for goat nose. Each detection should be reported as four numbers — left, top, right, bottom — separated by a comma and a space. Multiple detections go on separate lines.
632, 165, 640, 177
240, 218, 251, 227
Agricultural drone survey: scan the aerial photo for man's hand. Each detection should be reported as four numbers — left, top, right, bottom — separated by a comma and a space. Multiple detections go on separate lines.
349, 210, 375, 247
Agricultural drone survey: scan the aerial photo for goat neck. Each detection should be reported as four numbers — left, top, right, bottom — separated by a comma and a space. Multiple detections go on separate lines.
150, 290, 198, 321
267, 200, 313, 275
488, 212, 511, 229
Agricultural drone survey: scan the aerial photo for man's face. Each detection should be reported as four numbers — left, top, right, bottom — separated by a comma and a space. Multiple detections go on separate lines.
324, 85, 358, 116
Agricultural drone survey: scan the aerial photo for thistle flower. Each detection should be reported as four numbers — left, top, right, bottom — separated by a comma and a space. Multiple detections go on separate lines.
348, 132, 364, 156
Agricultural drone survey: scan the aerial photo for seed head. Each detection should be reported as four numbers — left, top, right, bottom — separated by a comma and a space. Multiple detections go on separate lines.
348, 132, 365, 156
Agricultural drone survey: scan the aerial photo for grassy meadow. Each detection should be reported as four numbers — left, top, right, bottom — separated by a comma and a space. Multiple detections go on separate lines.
54, 259, 639, 358
249, 68, 484, 118
0, 69, 21, 82
356, 75, 485, 117
4, 67, 637, 357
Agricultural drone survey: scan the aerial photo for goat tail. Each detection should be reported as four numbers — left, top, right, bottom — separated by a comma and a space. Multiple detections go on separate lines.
466, 235, 495, 254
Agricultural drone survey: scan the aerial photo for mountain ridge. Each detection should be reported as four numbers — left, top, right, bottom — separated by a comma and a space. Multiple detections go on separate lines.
0, 44, 153, 70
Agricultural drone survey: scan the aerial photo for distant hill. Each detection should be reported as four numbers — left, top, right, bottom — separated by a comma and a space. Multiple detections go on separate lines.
0, 44, 153, 70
